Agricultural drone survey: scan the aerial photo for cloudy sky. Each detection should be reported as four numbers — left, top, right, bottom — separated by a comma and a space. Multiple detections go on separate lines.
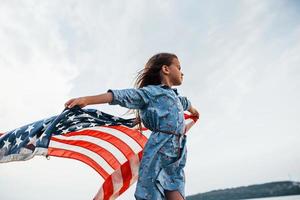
1, 0, 299, 199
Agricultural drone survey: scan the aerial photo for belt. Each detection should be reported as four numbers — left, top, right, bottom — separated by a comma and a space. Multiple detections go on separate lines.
151, 129, 182, 137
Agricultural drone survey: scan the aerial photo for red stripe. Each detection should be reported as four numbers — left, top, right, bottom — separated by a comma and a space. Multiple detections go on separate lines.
102, 176, 113, 200
101, 161, 133, 200
138, 150, 143, 161
118, 161, 132, 195
51, 137, 121, 170
60, 129, 136, 159
48, 147, 110, 179
184, 113, 199, 122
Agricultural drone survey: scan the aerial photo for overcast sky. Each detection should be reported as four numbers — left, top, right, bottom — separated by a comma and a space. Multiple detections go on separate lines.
0, 0, 300, 199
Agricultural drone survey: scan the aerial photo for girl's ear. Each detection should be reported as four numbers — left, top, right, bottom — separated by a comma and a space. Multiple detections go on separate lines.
161, 65, 170, 74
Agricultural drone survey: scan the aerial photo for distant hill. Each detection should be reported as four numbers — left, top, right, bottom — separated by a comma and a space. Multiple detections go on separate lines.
187, 181, 300, 200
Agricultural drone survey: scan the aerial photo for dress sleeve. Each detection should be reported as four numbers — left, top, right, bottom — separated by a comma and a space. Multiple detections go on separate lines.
178, 96, 191, 111
107, 88, 150, 109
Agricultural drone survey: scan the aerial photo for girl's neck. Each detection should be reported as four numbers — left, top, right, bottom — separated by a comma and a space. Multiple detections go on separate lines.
161, 79, 173, 88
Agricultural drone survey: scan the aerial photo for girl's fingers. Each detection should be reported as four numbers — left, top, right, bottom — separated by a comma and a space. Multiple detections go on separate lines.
65, 98, 76, 108
64, 101, 71, 107
69, 100, 78, 108
64, 97, 86, 109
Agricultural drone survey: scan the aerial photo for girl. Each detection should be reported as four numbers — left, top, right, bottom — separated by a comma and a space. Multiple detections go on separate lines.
65, 53, 199, 200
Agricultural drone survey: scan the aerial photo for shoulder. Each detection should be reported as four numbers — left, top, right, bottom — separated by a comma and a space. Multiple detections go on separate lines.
143, 84, 183, 96
140, 85, 165, 96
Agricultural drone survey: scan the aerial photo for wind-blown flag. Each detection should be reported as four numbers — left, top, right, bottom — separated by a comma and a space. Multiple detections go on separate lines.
0, 106, 197, 200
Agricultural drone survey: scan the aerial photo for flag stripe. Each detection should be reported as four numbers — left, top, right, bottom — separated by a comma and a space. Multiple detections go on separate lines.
57, 129, 137, 160
48, 146, 109, 179
50, 137, 121, 170
109, 126, 148, 148
49, 140, 114, 175
84, 127, 143, 154
52, 134, 127, 164
119, 154, 140, 195
102, 176, 114, 200
118, 161, 132, 195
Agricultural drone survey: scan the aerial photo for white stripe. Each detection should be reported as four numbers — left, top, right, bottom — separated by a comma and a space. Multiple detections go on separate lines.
110, 167, 124, 200
93, 186, 104, 200
185, 118, 194, 124
129, 154, 140, 185
52, 135, 127, 164
184, 119, 195, 133
113, 154, 141, 199
141, 130, 151, 139
83, 126, 142, 153
49, 140, 114, 174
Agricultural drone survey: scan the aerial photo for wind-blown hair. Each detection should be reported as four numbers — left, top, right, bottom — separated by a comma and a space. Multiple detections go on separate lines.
134, 53, 177, 88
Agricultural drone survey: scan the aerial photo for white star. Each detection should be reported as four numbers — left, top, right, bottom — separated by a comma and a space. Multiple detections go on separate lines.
67, 115, 76, 121
28, 135, 37, 146
79, 113, 90, 118
72, 121, 80, 124
55, 122, 62, 127
76, 125, 83, 130
42, 122, 48, 129
25, 125, 35, 134
88, 118, 95, 122
89, 123, 97, 127
61, 129, 69, 134
57, 126, 65, 131
112, 116, 119, 121
12, 128, 21, 135
3, 139, 10, 149
96, 111, 102, 117
39, 132, 47, 141
15, 136, 23, 146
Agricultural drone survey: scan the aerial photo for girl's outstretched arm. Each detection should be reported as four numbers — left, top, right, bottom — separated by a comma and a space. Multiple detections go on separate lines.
64, 92, 113, 108
188, 105, 200, 119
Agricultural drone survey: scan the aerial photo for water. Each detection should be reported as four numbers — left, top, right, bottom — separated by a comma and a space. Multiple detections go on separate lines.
245, 195, 300, 200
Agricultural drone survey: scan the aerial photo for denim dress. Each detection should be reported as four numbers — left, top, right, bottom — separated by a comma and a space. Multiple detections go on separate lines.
108, 84, 191, 200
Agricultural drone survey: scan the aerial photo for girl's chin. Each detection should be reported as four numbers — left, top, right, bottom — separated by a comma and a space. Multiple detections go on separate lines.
174, 81, 182, 86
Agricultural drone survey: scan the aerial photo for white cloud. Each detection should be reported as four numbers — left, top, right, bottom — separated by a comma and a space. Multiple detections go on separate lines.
0, 2, 78, 128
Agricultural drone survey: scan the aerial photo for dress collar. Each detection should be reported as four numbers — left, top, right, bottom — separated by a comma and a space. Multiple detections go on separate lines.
159, 84, 178, 95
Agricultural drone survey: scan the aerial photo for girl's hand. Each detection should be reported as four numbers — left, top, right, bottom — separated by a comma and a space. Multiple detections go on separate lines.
64, 97, 88, 108
188, 106, 200, 119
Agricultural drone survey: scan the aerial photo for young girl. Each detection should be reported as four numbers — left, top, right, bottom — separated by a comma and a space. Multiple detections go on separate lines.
65, 53, 199, 200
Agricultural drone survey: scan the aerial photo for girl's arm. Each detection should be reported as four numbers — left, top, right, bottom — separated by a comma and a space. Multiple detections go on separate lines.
64, 92, 113, 108
188, 105, 200, 119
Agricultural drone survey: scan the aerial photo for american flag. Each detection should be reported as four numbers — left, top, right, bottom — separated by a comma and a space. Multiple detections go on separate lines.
0, 106, 197, 200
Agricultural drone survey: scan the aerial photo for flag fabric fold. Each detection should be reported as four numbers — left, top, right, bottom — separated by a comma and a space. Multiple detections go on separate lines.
0, 106, 197, 200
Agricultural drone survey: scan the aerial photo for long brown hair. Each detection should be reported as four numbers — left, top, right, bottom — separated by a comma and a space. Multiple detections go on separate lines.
134, 53, 178, 88
133, 53, 178, 130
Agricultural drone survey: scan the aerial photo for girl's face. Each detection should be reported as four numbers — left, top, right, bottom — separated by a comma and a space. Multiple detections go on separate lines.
168, 58, 184, 86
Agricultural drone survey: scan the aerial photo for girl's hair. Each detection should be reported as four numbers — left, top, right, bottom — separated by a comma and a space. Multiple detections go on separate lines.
134, 53, 178, 88
133, 52, 178, 130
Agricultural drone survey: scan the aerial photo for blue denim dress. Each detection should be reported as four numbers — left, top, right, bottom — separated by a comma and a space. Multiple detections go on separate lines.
108, 84, 191, 200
